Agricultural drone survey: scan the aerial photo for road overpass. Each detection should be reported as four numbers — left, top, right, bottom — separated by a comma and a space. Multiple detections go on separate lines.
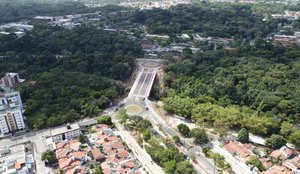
128, 60, 161, 98
129, 69, 157, 97
125, 59, 218, 174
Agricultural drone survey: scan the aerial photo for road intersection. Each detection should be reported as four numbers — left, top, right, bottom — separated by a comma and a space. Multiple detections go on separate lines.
123, 59, 218, 174
0, 59, 219, 174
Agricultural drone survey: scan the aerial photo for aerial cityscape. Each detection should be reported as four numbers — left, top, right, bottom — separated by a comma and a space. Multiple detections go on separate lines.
0, 0, 300, 174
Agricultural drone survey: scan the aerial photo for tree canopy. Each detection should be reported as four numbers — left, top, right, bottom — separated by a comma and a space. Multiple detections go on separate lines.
130, 4, 278, 39
162, 44, 300, 139
0, 26, 142, 129
190, 128, 208, 144
237, 128, 249, 143
177, 123, 190, 137
265, 134, 287, 149
42, 150, 57, 164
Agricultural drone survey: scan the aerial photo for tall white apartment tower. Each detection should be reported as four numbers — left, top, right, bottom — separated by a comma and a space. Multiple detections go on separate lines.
0, 91, 25, 134
1, 73, 20, 88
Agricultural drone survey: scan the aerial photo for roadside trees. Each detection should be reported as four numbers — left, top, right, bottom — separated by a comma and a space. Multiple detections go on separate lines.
190, 128, 208, 144
78, 134, 85, 144
265, 134, 287, 149
177, 123, 190, 137
96, 115, 112, 125
289, 131, 300, 148
246, 155, 266, 171
173, 135, 181, 143
42, 150, 57, 164
237, 128, 249, 143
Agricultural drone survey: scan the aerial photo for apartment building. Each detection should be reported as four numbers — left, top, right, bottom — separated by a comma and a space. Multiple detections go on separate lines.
0, 91, 25, 135
48, 123, 82, 143
1, 73, 20, 88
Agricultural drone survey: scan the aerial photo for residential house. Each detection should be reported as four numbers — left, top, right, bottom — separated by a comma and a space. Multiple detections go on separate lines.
224, 141, 253, 160
283, 155, 300, 173
55, 140, 88, 173
262, 165, 293, 174
0, 143, 35, 174
91, 149, 106, 162
270, 146, 292, 160
88, 124, 143, 174
260, 158, 273, 169
273, 35, 298, 46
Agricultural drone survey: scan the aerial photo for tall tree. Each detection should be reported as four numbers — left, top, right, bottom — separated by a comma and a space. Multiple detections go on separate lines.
42, 150, 57, 164
237, 128, 249, 143
265, 134, 287, 149
177, 123, 190, 137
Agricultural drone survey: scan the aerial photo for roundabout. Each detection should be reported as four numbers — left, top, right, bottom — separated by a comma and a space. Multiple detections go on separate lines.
141, 61, 160, 68
125, 104, 142, 115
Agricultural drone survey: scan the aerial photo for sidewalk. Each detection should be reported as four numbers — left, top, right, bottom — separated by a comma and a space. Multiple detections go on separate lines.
211, 141, 252, 174
111, 112, 164, 174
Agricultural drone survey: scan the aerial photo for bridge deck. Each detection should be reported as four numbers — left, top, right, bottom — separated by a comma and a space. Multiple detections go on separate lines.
129, 70, 157, 97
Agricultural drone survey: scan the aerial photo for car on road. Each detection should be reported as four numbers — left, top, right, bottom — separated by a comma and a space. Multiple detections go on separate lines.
112, 106, 118, 112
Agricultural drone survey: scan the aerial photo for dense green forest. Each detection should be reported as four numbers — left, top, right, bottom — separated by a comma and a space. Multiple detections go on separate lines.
161, 42, 300, 143
130, 4, 279, 38
0, 26, 142, 129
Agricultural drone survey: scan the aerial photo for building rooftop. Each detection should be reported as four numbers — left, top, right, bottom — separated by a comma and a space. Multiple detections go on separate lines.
269, 146, 292, 160
283, 155, 300, 172
91, 149, 105, 160
33, 16, 54, 20
51, 123, 80, 136
224, 141, 252, 158
0, 143, 34, 174
262, 165, 292, 174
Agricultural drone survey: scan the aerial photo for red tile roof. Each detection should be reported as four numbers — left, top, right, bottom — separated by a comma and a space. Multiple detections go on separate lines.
260, 158, 273, 169
56, 148, 70, 159
117, 150, 129, 158
224, 141, 251, 158
106, 136, 119, 142
70, 151, 85, 159
262, 165, 293, 174
59, 158, 72, 169
91, 149, 105, 160
112, 142, 124, 149
122, 160, 136, 169
102, 167, 110, 174
56, 141, 67, 149
70, 141, 81, 151
283, 156, 300, 171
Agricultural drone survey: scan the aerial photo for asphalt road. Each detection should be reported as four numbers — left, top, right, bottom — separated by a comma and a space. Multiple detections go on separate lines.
0, 129, 54, 174
145, 99, 218, 174
110, 112, 164, 174
129, 59, 218, 174
132, 72, 146, 96
211, 141, 252, 174
129, 67, 157, 97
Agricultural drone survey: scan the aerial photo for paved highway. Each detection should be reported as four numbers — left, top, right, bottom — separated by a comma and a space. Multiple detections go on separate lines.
145, 99, 218, 174
130, 71, 156, 97
0, 59, 217, 174
0, 128, 54, 174
126, 59, 218, 174
110, 111, 165, 174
